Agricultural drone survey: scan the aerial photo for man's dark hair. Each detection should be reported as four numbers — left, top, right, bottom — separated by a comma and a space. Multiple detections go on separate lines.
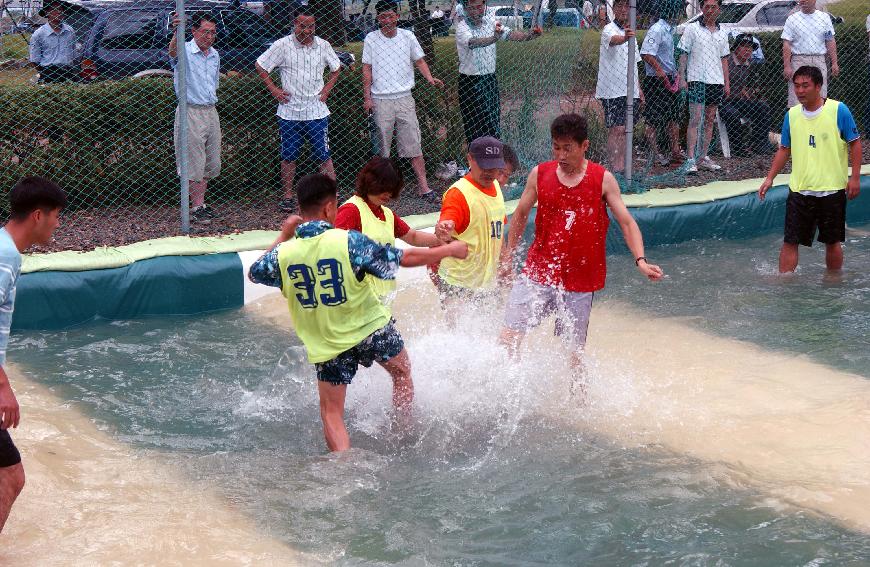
297, 174, 338, 214
793, 65, 823, 87
613, 0, 628, 6
191, 11, 217, 30
375, 0, 399, 14
502, 143, 519, 172
294, 7, 314, 20
550, 114, 588, 145
9, 177, 68, 220
356, 157, 404, 200
656, 0, 683, 20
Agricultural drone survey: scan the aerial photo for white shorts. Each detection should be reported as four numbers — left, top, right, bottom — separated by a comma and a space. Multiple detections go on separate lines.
503, 275, 595, 347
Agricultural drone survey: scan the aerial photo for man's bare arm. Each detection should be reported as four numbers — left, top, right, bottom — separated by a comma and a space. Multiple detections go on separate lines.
846, 138, 862, 199
603, 171, 663, 280
782, 39, 792, 80
362, 63, 374, 111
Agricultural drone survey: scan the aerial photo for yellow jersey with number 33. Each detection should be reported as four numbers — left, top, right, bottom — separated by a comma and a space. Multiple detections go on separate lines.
277, 228, 390, 363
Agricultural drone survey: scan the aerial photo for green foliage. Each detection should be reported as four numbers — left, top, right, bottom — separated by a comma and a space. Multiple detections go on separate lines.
0, 33, 29, 60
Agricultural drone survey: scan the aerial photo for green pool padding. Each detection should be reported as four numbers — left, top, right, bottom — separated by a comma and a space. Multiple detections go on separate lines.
22, 231, 278, 274
13, 253, 244, 330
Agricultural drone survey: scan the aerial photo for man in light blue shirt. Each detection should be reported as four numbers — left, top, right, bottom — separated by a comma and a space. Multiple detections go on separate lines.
0, 177, 67, 533
28, 0, 77, 84
170, 12, 222, 224
639, 0, 682, 165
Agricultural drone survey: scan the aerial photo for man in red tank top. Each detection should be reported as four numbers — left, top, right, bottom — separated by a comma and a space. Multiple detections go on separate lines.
499, 113, 663, 394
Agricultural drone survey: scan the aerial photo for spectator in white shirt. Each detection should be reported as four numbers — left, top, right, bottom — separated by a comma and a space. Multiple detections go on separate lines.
363, 0, 444, 203
456, 0, 540, 144
256, 10, 342, 212
678, 0, 730, 173
595, 0, 643, 175
781, 0, 838, 107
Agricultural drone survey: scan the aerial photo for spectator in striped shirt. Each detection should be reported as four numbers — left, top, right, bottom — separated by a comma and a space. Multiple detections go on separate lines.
0, 177, 67, 533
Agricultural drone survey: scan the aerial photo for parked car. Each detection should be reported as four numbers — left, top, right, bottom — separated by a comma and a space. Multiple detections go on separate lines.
676, 0, 842, 35
61, 0, 278, 81
491, 5, 525, 29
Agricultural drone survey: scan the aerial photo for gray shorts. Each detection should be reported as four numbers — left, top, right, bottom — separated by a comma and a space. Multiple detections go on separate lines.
174, 105, 222, 182
503, 275, 595, 347
373, 95, 422, 158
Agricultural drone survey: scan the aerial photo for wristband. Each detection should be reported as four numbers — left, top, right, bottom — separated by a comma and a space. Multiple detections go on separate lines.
635, 256, 647, 266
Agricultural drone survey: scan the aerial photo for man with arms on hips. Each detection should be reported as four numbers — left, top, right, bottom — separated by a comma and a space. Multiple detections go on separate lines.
170, 12, 221, 224
499, 114, 663, 392
595, 0, 643, 176
455, 0, 540, 144
758, 66, 861, 273
640, 0, 683, 167
256, 9, 342, 213
677, 0, 729, 174
363, 0, 444, 205
248, 174, 467, 451
0, 177, 67, 532
781, 0, 838, 108
432, 136, 509, 321
28, 0, 77, 84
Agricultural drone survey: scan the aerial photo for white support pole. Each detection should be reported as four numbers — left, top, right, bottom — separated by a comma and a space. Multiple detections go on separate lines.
623, 0, 637, 191
176, 0, 191, 233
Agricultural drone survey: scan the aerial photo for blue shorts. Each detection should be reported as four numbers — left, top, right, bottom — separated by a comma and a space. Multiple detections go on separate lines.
278, 116, 331, 162
315, 320, 405, 385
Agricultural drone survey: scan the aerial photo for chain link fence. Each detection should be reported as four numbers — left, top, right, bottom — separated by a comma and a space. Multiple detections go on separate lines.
0, 0, 867, 251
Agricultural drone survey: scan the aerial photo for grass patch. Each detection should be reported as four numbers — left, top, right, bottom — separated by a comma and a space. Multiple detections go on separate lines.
0, 33, 30, 60
828, 0, 869, 26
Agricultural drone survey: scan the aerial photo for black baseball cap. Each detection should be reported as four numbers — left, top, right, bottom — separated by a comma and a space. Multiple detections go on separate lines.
469, 136, 506, 170
732, 33, 757, 50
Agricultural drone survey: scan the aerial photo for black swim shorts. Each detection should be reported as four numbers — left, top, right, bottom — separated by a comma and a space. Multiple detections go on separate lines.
784, 190, 846, 247
0, 429, 21, 468
315, 319, 405, 386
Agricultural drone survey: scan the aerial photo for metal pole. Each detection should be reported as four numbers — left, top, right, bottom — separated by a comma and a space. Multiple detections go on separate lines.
624, 0, 637, 191
532, 0, 543, 29
176, 0, 191, 233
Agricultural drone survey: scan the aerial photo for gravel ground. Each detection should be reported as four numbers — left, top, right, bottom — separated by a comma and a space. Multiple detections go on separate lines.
33, 143, 870, 254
